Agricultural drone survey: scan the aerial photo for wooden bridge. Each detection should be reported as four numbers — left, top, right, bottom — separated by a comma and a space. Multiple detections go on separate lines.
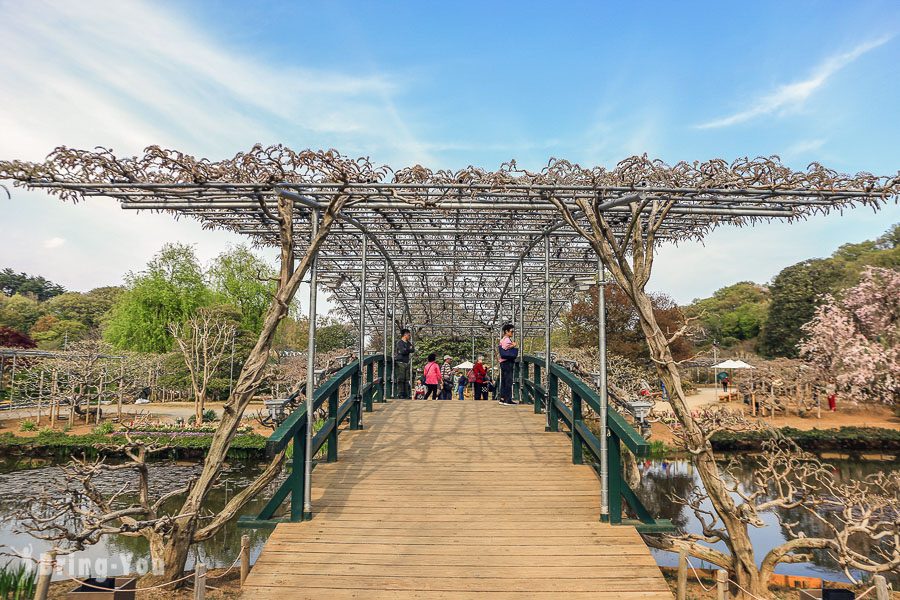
239, 355, 673, 599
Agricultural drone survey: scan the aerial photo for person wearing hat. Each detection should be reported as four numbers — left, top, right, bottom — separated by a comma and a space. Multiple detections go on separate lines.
440, 355, 454, 399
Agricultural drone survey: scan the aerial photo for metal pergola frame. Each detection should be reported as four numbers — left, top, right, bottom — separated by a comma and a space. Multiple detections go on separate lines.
5, 148, 896, 520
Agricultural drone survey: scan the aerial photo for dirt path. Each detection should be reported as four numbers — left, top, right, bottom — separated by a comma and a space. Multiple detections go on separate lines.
0, 401, 275, 437
650, 385, 899, 444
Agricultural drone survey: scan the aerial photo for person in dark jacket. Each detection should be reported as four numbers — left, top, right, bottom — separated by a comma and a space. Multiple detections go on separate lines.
394, 329, 414, 399
497, 323, 518, 405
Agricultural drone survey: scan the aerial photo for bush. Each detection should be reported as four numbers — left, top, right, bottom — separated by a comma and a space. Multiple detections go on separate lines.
18, 420, 36, 432
93, 422, 115, 435
188, 409, 219, 425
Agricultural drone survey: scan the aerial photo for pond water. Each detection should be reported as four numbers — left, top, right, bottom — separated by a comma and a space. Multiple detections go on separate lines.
0, 457, 276, 580
0, 453, 896, 584
636, 453, 900, 584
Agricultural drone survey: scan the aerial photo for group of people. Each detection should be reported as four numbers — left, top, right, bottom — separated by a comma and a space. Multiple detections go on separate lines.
420, 354, 495, 401
392, 323, 520, 405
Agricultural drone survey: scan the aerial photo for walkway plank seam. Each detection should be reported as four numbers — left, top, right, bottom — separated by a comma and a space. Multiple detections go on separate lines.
241, 400, 672, 599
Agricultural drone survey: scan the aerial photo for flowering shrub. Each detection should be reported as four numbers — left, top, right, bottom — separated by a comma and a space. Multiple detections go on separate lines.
123, 423, 253, 435
799, 267, 899, 405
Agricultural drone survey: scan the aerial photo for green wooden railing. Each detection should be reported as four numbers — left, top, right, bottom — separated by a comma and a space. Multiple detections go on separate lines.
519, 354, 673, 533
239, 352, 667, 532
238, 353, 389, 527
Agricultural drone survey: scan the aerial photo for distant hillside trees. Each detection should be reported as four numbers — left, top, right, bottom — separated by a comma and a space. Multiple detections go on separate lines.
686, 223, 899, 357
761, 224, 899, 357
0, 268, 65, 300
686, 282, 769, 347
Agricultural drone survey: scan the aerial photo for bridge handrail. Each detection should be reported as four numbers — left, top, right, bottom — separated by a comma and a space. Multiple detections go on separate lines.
239, 353, 389, 526
519, 354, 671, 532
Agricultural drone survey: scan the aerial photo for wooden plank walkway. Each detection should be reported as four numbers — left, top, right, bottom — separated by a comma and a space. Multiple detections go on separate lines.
241, 399, 673, 599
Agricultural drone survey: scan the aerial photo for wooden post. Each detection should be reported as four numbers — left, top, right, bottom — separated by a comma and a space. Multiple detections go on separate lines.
117, 360, 125, 422
34, 552, 54, 600
193, 562, 207, 600
37, 370, 45, 425
240, 534, 251, 587
95, 374, 105, 425
874, 575, 890, 600
50, 369, 58, 428
716, 569, 727, 600
676, 548, 687, 600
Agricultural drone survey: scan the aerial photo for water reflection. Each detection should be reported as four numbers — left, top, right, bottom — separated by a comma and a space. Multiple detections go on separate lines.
1, 454, 895, 585
636, 454, 899, 583
0, 459, 278, 580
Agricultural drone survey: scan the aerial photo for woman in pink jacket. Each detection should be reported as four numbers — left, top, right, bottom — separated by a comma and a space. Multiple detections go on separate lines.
422, 353, 441, 400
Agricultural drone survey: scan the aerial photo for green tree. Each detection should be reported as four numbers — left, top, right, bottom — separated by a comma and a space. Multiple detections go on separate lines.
208, 245, 276, 335
0, 293, 43, 333
0, 268, 65, 300
104, 244, 213, 353
29, 314, 88, 348
273, 315, 356, 353
760, 259, 844, 357
686, 282, 770, 346
44, 288, 122, 330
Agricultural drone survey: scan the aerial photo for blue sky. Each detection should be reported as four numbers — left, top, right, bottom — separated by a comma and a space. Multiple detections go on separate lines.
1, 0, 898, 307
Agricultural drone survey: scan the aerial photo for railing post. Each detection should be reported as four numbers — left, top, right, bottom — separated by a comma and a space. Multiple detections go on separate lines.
533, 363, 542, 414
240, 535, 250, 588
572, 392, 583, 464
547, 371, 558, 432
378, 357, 386, 403
676, 548, 687, 600
349, 367, 361, 430
606, 431, 623, 524
365, 360, 374, 412
327, 389, 339, 462
194, 563, 206, 600
290, 421, 308, 521
521, 361, 530, 405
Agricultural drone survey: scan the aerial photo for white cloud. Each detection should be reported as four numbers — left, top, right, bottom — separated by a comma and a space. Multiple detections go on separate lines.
696, 35, 893, 129
0, 0, 429, 305
42, 237, 65, 249
0, 0, 418, 160
784, 138, 827, 156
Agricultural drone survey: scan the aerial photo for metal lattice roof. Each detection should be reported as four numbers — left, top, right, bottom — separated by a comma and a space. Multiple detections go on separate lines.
2, 146, 896, 337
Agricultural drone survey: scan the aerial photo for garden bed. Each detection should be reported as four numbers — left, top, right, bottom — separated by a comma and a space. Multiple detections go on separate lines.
710, 426, 900, 453
0, 430, 267, 460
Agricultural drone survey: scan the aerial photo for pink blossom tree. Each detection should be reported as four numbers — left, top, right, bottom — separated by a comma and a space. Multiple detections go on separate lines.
799, 267, 899, 405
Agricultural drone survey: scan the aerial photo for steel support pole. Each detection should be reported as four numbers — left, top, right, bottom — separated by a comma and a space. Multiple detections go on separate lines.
390, 289, 396, 398
358, 236, 368, 427
303, 209, 319, 519
598, 256, 609, 518
544, 236, 552, 429
383, 262, 389, 402
518, 264, 525, 402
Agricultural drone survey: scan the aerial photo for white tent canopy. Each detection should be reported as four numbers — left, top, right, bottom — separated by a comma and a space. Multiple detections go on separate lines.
455, 361, 475, 370
713, 359, 755, 369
